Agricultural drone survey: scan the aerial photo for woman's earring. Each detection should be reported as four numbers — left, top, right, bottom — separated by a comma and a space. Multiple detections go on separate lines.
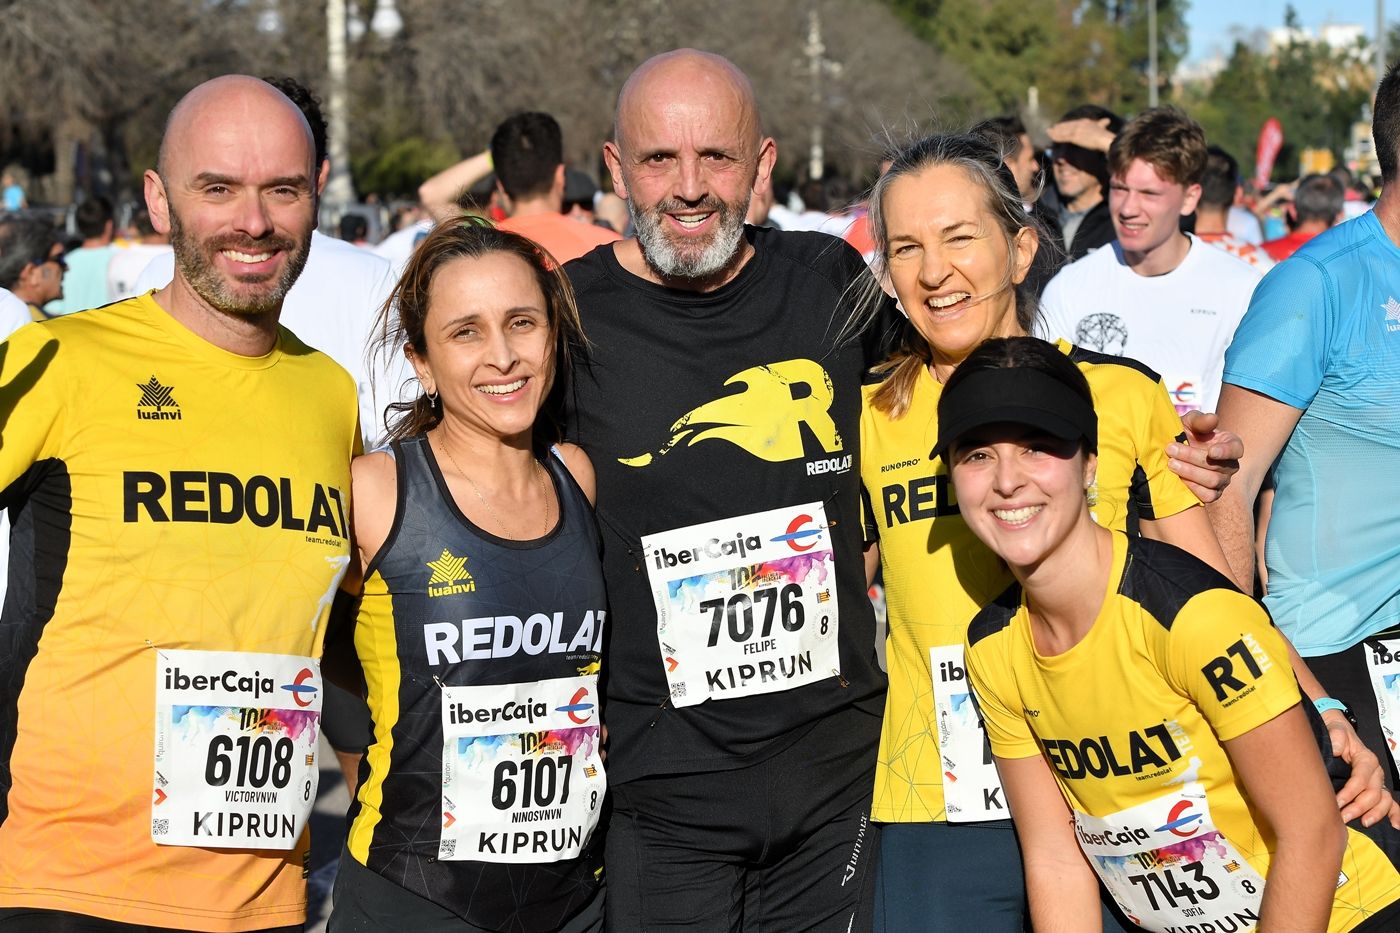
426, 388, 439, 407
1085, 479, 1099, 508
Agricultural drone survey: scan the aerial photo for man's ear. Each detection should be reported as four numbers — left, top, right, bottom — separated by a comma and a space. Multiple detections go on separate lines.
603, 141, 628, 201
145, 170, 171, 235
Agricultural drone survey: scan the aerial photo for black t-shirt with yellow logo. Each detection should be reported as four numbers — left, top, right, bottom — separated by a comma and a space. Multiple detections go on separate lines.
565, 227, 891, 782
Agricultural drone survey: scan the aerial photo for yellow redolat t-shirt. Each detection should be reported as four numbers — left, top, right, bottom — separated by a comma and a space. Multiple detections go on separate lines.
966, 531, 1400, 933
861, 340, 1199, 823
0, 294, 359, 931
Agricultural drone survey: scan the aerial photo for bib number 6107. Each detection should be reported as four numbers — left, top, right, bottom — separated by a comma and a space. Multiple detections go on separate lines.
702, 584, 804, 647
491, 755, 574, 810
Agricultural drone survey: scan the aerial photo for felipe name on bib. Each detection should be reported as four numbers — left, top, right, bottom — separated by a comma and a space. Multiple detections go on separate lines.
642, 503, 842, 708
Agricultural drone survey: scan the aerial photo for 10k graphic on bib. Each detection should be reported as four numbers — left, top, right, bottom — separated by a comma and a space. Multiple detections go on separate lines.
642, 503, 841, 707
1075, 782, 1265, 931
152, 649, 321, 849
440, 676, 605, 863
930, 645, 1008, 822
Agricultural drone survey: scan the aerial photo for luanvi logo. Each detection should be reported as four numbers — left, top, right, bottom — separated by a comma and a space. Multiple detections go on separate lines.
427, 548, 476, 597
137, 376, 181, 421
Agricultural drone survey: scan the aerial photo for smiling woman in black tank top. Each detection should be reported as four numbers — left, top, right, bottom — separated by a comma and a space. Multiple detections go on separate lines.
329, 220, 607, 933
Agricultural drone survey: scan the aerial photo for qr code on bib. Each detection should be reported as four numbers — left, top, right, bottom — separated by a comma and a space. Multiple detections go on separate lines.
671, 683, 686, 699
152, 819, 169, 836
441, 840, 456, 858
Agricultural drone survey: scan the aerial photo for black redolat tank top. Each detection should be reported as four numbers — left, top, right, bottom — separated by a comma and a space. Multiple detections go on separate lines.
348, 435, 606, 931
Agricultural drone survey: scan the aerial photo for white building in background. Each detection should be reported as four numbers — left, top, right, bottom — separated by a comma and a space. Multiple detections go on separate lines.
1268, 23, 1369, 61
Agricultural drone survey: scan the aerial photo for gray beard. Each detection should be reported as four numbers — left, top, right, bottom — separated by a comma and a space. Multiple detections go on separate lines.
630, 200, 748, 282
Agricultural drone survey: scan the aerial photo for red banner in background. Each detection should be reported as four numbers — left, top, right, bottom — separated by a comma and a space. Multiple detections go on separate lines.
1254, 118, 1284, 188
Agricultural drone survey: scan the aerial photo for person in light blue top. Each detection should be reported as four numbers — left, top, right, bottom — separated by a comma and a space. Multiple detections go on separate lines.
1210, 57, 1400, 791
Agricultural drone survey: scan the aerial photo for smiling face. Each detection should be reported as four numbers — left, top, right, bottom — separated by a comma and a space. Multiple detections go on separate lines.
948, 423, 1096, 573
147, 78, 316, 318
881, 163, 1034, 374
408, 251, 555, 446
604, 51, 775, 288
1109, 157, 1200, 261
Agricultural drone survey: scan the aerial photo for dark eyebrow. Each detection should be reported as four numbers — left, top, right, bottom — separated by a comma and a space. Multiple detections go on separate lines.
887, 220, 976, 244
190, 172, 311, 190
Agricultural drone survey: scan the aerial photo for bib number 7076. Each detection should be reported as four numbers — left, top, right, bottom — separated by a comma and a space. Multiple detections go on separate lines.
701, 584, 806, 646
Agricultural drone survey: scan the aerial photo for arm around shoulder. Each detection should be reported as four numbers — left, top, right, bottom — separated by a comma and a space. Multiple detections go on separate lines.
1205, 385, 1302, 591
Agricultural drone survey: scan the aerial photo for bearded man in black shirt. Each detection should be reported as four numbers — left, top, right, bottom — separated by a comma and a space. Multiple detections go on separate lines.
564, 49, 890, 932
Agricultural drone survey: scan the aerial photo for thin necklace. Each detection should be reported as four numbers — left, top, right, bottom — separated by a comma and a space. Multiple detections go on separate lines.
436, 437, 550, 538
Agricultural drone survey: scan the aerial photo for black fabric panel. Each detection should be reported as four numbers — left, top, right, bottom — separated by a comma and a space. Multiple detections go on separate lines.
967, 582, 1022, 649
0, 458, 72, 828
1118, 536, 1239, 632
1065, 342, 1162, 384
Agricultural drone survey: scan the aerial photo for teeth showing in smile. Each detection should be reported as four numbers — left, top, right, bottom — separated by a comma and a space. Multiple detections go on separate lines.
477, 378, 527, 396
222, 249, 272, 264
927, 292, 970, 309
993, 506, 1043, 524
673, 214, 712, 229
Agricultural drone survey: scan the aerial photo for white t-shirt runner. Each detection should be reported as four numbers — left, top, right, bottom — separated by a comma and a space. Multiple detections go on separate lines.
1037, 236, 1261, 414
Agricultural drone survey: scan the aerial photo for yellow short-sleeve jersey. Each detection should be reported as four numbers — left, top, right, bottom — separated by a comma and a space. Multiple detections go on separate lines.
966, 531, 1400, 932
860, 340, 1199, 822
0, 294, 359, 930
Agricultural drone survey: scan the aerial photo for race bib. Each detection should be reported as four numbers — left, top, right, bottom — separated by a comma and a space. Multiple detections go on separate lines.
930, 645, 1008, 822
1364, 637, 1400, 775
152, 650, 321, 849
643, 503, 841, 707
1075, 783, 1265, 932
1164, 373, 1205, 415
440, 676, 605, 864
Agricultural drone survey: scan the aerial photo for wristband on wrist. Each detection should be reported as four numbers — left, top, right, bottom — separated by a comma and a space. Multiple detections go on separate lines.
1314, 697, 1357, 727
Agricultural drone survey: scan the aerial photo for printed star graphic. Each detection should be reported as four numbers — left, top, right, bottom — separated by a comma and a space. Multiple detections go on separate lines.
426, 548, 468, 585
1384, 297, 1400, 323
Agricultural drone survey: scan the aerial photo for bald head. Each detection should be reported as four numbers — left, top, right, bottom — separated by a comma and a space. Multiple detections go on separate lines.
158, 75, 314, 181
614, 49, 762, 152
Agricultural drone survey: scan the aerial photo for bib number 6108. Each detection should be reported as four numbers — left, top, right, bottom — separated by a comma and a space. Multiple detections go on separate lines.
205, 735, 294, 789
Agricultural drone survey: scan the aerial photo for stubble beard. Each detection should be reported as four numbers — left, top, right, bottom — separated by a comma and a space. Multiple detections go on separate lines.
168, 202, 311, 317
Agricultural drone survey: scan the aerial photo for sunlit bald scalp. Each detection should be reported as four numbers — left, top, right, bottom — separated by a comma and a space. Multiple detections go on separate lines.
613, 49, 763, 152
157, 75, 314, 180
